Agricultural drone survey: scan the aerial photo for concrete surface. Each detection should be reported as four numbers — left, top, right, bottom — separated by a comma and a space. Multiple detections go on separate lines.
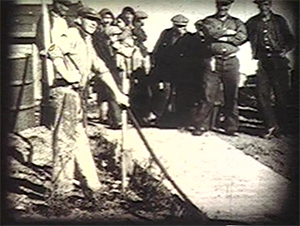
97, 124, 292, 224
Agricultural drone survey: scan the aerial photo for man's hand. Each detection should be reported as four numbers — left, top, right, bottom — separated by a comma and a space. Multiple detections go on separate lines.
218, 36, 228, 42
116, 93, 130, 107
225, 29, 237, 35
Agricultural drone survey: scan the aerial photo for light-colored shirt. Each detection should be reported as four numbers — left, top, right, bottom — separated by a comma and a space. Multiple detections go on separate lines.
48, 26, 109, 86
50, 11, 69, 44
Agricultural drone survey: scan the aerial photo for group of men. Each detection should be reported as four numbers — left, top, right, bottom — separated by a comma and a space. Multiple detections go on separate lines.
35, 0, 295, 200
148, 0, 295, 139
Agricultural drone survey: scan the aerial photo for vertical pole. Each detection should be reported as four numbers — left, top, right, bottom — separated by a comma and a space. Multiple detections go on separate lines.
121, 70, 129, 193
41, 0, 54, 126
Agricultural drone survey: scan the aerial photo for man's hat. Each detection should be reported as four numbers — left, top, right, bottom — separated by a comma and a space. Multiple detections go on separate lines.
135, 11, 148, 19
216, 0, 235, 5
253, 0, 272, 4
171, 14, 189, 26
77, 7, 101, 20
53, 0, 74, 6
98, 8, 115, 20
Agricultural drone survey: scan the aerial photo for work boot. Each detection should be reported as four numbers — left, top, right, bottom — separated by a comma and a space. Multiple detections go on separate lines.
263, 126, 283, 139
192, 127, 207, 136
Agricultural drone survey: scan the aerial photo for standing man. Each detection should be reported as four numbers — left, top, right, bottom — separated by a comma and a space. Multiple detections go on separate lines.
246, 0, 295, 138
130, 10, 153, 125
93, 8, 122, 128
47, 7, 128, 199
202, 0, 247, 135
151, 14, 192, 126
190, 19, 222, 136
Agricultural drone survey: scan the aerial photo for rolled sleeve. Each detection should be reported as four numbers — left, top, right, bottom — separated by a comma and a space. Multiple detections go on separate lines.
92, 49, 110, 75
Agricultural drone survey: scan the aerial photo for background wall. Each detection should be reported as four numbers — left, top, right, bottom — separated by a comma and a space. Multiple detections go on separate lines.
15, 0, 298, 75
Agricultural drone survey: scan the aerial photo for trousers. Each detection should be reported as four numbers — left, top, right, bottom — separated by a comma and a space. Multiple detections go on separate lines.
192, 69, 223, 130
215, 56, 240, 132
50, 87, 101, 196
256, 56, 290, 129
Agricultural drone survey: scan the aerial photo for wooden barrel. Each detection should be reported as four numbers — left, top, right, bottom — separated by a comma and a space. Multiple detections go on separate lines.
7, 44, 36, 132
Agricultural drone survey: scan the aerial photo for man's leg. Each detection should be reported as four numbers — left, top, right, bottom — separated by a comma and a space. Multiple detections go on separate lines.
219, 57, 240, 133
74, 122, 102, 192
256, 60, 278, 129
51, 88, 78, 196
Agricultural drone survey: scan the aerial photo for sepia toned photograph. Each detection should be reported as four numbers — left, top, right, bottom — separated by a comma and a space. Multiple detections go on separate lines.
1, 0, 299, 224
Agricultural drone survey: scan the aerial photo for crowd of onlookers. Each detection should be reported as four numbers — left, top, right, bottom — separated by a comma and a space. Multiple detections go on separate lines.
88, 0, 295, 139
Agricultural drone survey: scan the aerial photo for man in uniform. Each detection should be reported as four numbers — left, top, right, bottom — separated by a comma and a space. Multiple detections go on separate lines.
202, 0, 247, 135
151, 14, 192, 127
47, 7, 128, 200
246, 0, 295, 138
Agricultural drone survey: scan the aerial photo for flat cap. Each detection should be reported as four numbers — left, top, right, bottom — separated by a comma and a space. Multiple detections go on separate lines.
99, 8, 114, 19
135, 10, 148, 19
77, 7, 101, 20
53, 0, 74, 6
216, 0, 235, 5
171, 14, 189, 25
253, 0, 272, 4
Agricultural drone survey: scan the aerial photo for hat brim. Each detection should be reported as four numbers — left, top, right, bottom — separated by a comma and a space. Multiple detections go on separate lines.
174, 23, 187, 26
82, 14, 101, 21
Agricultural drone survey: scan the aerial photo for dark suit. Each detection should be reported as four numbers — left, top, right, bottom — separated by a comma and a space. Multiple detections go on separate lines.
246, 12, 295, 131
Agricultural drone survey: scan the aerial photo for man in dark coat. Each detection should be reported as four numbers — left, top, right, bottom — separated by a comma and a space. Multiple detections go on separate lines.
189, 19, 224, 136
150, 14, 192, 126
246, 0, 295, 138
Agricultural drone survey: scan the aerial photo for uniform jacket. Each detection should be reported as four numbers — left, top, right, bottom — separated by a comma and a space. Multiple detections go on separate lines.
246, 12, 295, 59
203, 14, 247, 56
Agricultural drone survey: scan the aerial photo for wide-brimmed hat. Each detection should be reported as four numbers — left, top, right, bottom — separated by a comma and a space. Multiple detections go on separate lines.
77, 7, 101, 20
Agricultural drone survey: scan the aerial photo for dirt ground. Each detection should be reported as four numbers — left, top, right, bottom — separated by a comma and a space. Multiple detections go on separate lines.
3, 102, 299, 224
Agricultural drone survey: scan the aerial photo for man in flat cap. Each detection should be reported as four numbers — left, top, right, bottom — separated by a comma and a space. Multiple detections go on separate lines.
246, 0, 295, 138
129, 10, 153, 124
150, 14, 192, 127
47, 6, 129, 200
202, 0, 247, 136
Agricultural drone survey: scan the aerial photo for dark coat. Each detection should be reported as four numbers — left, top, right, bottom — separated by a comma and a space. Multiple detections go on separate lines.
151, 28, 193, 82
246, 12, 295, 59
172, 32, 212, 85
